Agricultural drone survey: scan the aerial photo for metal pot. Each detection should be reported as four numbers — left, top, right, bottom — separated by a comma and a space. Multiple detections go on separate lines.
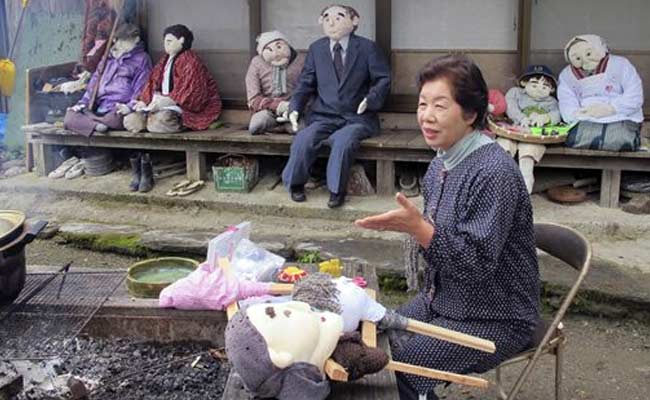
0, 214, 47, 304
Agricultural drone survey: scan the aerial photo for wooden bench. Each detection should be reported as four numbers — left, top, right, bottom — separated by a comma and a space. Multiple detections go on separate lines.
24, 121, 650, 208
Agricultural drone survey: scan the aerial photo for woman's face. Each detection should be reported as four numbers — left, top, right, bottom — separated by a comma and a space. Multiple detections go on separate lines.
417, 78, 476, 150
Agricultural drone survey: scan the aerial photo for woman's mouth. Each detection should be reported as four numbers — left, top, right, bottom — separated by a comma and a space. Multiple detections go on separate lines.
422, 128, 440, 139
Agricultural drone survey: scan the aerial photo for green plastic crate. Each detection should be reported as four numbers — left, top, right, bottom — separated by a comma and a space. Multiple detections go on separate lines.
212, 154, 259, 193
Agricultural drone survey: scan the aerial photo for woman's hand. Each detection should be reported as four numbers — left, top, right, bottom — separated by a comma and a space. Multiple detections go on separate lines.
354, 192, 435, 247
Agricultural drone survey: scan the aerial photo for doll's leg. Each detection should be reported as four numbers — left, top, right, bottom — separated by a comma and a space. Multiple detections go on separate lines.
64, 109, 98, 137
147, 110, 182, 133
495, 137, 517, 157
518, 143, 546, 194
601, 121, 641, 151
123, 112, 147, 133
248, 110, 278, 135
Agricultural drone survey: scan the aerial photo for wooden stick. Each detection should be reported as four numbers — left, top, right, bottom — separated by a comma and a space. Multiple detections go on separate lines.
386, 361, 489, 389
406, 319, 496, 353
268, 283, 294, 295
88, 5, 123, 110
324, 359, 349, 381
361, 289, 377, 348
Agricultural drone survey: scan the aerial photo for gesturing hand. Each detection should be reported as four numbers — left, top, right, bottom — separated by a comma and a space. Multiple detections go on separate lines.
354, 192, 434, 247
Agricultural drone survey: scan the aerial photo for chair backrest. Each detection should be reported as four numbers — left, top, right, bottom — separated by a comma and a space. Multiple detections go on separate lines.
505, 223, 592, 400
534, 222, 591, 273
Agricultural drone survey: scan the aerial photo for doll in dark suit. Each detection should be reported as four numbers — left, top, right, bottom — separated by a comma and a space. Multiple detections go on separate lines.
281, 4, 391, 208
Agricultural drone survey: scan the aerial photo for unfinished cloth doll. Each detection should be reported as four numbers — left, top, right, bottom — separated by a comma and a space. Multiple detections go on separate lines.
63, 23, 152, 137
281, 4, 391, 208
245, 31, 305, 135
498, 65, 561, 193
225, 301, 342, 400
124, 24, 222, 133
558, 34, 643, 151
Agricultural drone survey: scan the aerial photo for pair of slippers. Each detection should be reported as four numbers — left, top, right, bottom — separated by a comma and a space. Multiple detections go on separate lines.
166, 179, 205, 197
48, 156, 84, 180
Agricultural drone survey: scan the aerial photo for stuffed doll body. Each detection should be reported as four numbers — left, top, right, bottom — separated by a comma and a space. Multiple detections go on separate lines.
124, 24, 222, 133
245, 31, 305, 135
497, 65, 560, 193
63, 23, 152, 137
281, 4, 391, 208
558, 34, 643, 151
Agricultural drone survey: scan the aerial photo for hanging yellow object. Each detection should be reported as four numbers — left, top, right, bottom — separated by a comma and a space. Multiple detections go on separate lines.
0, 59, 16, 97
22, 0, 29, 8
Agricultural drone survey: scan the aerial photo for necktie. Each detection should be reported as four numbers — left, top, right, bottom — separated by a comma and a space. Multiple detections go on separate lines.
333, 42, 344, 81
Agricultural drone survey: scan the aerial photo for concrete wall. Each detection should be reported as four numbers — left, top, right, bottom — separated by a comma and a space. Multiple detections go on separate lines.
4, 9, 82, 150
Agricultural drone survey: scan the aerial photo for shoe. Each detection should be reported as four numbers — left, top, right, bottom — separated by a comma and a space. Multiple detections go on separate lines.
64, 160, 85, 179
290, 185, 306, 202
399, 173, 419, 198
128, 154, 141, 192
48, 156, 79, 179
138, 153, 154, 193
327, 192, 346, 208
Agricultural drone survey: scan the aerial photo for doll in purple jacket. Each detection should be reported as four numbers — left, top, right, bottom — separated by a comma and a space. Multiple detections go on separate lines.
64, 23, 152, 137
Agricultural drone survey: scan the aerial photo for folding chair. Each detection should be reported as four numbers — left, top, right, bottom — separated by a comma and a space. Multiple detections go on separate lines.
494, 222, 592, 400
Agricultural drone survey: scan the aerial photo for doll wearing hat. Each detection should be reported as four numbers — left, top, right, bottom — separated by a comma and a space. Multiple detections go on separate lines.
498, 65, 561, 193
245, 31, 305, 135
558, 34, 643, 151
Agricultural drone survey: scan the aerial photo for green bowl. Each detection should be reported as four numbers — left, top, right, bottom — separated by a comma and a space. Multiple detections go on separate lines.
126, 257, 199, 298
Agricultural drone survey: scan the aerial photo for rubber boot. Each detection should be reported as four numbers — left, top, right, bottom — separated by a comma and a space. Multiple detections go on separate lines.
519, 156, 536, 194
128, 153, 141, 192
138, 153, 154, 193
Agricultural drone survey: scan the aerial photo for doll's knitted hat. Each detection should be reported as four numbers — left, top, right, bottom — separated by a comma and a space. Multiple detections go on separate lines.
225, 307, 331, 400
256, 31, 289, 55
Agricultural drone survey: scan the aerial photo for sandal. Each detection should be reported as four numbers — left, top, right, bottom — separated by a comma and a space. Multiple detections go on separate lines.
176, 180, 205, 196
399, 173, 419, 198
172, 179, 192, 190
64, 160, 85, 180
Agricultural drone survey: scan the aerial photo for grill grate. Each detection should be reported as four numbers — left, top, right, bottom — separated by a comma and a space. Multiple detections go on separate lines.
0, 271, 125, 360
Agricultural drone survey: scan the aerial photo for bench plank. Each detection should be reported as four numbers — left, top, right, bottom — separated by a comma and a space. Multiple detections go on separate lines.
24, 122, 650, 208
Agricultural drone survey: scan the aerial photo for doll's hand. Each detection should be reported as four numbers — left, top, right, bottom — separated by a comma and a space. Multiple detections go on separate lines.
519, 116, 532, 127
133, 101, 147, 112
289, 111, 300, 132
148, 93, 176, 112
357, 97, 368, 115
60, 79, 86, 95
69, 104, 85, 113
529, 112, 551, 127
578, 103, 616, 119
276, 101, 290, 116
115, 103, 131, 115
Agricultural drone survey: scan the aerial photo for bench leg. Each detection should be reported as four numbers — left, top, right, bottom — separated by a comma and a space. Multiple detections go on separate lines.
33, 141, 58, 177
186, 150, 207, 181
600, 169, 621, 208
376, 160, 395, 196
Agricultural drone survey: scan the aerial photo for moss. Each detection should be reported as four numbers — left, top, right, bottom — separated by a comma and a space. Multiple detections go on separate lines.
60, 232, 148, 257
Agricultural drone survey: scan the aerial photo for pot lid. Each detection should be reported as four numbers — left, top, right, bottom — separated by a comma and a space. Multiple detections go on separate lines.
0, 210, 25, 237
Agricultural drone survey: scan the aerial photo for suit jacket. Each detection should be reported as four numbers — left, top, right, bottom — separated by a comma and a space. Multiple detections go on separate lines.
290, 34, 391, 132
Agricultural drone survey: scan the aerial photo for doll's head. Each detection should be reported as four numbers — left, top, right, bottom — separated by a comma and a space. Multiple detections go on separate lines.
163, 24, 193, 56
319, 4, 360, 41
225, 301, 342, 399
110, 23, 140, 59
564, 34, 608, 72
519, 65, 557, 100
257, 31, 292, 67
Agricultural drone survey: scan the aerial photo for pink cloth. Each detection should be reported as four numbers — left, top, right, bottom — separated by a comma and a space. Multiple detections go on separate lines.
159, 262, 272, 310
488, 89, 507, 117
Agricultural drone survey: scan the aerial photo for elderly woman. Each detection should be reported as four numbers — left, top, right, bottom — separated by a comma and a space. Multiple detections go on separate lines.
355, 55, 540, 400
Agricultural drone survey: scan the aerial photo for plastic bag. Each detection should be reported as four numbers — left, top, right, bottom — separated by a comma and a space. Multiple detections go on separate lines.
231, 238, 285, 281
159, 262, 271, 310
206, 221, 251, 268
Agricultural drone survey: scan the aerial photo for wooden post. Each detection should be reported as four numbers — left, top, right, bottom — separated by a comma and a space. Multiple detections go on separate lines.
517, 0, 532, 75
185, 150, 207, 181
600, 169, 621, 208
375, 0, 391, 62
376, 159, 395, 196
248, 0, 262, 60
